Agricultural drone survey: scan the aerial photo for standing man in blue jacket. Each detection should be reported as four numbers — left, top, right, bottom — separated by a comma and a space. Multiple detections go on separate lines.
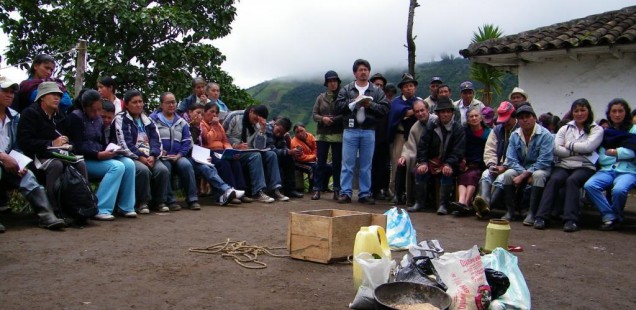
334, 59, 389, 204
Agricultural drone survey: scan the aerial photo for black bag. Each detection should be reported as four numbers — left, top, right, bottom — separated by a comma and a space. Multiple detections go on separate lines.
395, 256, 448, 291
55, 164, 98, 220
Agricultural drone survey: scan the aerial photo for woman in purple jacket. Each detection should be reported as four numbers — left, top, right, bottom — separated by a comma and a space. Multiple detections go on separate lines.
110, 90, 170, 214
67, 89, 136, 220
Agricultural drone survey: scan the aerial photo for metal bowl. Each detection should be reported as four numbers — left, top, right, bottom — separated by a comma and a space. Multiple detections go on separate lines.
374, 282, 452, 310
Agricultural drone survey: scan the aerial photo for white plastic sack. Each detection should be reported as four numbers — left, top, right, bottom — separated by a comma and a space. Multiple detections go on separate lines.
432, 245, 487, 310
383, 207, 417, 250
349, 252, 393, 310
481, 247, 531, 310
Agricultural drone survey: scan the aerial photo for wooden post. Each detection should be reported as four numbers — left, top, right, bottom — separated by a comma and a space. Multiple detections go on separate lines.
406, 0, 419, 77
74, 39, 87, 98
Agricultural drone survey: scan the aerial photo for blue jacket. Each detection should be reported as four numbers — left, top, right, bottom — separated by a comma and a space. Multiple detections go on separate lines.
505, 124, 554, 173
597, 125, 636, 174
67, 110, 106, 160
1, 107, 21, 154
149, 111, 192, 157
176, 94, 197, 115
110, 111, 162, 159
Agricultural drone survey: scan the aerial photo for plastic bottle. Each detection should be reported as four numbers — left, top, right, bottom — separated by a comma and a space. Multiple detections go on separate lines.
484, 219, 511, 252
352, 225, 391, 289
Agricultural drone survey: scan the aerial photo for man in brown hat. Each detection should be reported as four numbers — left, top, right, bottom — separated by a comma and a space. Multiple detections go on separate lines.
387, 73, 419, 203
472, 101, 518, 218
409, 96, 465, 214
0, 81, 65, 231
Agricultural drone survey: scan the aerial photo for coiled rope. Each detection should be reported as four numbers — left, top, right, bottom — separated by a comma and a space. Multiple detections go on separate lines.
189, 239, 289, 269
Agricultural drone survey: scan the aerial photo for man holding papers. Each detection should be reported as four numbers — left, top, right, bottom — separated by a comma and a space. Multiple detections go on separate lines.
334, 59, 389, 204
0, 81, 65, 232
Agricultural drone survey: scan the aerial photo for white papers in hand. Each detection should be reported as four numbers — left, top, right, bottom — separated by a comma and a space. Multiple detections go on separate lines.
192, 145, 214, 166
9, 150, 33, 171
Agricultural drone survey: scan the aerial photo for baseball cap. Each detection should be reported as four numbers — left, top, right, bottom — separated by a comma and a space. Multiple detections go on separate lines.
482, 106, 495, 125
430, 76, 443, 84
496, 101, 515, 124
460, 81, 474, 92
0, 80, 19, 92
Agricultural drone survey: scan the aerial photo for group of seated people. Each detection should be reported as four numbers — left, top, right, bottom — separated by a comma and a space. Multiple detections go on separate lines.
0, 55, 634, 235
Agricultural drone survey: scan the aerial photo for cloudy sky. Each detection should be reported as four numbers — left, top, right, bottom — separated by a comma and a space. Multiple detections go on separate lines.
1, 0, 633, 88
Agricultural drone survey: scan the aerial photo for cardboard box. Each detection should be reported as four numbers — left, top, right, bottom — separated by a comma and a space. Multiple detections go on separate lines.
288, 209, 387, 264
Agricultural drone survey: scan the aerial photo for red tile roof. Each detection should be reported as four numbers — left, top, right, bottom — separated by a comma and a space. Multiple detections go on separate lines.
460, 5, 636, 57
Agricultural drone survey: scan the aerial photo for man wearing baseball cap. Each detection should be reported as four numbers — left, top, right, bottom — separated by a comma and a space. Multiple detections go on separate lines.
472, 101, 518, 217
0, 81, 65, 232
423, 76, 443, 114
500, 104, 554, 223
454, 81, 485, 125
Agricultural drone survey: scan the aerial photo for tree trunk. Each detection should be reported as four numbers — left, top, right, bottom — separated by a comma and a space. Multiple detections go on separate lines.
483, 84, 492, 106
406, 0, 419, 77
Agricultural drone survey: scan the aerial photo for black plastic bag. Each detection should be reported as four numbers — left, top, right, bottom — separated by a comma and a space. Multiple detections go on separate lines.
395, 256, 448, 291
485, 268, 510, 299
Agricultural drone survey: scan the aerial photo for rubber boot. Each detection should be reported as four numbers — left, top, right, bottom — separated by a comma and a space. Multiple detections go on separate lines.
523, 186, 544, 226
489, 187, 503, 211
25, 187, 65, 230
501, 185, 516, 221
437, 184, 453, 215
473, 180, 492, 217
407, 182, 427, 212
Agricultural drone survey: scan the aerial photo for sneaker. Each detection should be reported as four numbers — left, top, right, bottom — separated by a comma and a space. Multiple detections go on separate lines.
253, 191, 275, 203
233, 189, 245, 199
155, 203, 170, 212
94, 214, 115, 221
273, 189, 289, 201
563, 221, 579, 233
533, 218, 546, 230
136, 202, 150, 214
187, 202, 201, 210
168, 203, 182, 211
600, 220, 618, 231
218, 188, 237, 206
123, 211, 137, 218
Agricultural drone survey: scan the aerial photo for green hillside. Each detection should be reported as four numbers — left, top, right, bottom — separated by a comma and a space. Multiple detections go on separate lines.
247, 58, 518, 134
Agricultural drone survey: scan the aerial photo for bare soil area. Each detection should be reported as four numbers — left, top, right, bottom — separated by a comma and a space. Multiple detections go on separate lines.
1, 193, 635, 309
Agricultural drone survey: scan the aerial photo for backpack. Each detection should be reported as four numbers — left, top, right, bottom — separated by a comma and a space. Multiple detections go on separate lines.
55, 164, 98, 220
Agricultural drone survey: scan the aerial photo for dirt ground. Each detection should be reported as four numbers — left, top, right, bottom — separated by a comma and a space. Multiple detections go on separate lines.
1, 192, 635, 309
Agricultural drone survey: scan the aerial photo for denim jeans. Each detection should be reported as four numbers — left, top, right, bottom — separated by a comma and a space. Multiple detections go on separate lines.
584, 170, 636, 222
86, 157, 136, 214
0, 167, 41, 196
341, 129, 375, 198
133, 159, 169, 205
189, 158, 231, 196
315, 141, 341, 191
211, 155, 246, 190
162, 157, 198, 204
239, 152, 267, 196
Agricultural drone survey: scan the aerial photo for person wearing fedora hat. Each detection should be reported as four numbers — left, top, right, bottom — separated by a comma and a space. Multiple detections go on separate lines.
454, 81, 485, 125
18, 81, 89, 224
311, 70, 344, 200
334, 59, 389, 204
387, 73, 419, 203
472, 101, 518, 218
410, 96, 465, 214
508, 87, 528, 108
500, 104, 554, 222
0, 81, 66, 231
12, 54, 73, 114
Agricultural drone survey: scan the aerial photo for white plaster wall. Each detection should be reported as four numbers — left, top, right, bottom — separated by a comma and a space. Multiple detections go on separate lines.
518, 53, 636, 121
